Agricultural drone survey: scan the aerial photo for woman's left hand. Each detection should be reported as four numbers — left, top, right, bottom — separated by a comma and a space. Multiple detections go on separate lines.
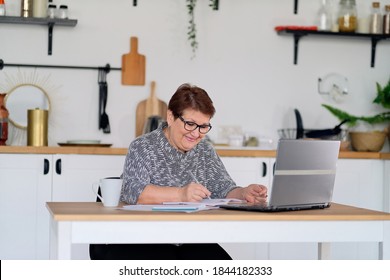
228, 184, 268, 203
242, 184, 268, 203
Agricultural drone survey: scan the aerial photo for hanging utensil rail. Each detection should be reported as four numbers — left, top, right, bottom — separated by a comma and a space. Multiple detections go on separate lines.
0, 59, 121, 72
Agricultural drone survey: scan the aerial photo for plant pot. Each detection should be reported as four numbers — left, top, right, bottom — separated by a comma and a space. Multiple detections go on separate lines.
349, 131, 387, 152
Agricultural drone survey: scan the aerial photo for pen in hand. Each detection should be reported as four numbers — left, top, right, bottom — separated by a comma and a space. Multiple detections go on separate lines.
189, 171, 211, 199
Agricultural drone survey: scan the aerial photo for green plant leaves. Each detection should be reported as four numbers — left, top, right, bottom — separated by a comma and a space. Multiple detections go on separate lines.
321, 104, 390, 125
373, 78, 390, 109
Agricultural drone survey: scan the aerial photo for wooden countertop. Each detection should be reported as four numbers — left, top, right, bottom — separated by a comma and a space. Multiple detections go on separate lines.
46, 202, 390, 221
0, 145, 389, 159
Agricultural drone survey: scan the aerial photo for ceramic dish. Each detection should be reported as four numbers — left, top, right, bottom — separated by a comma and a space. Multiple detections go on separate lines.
58, 143, 112, 147
66, 140, 101, 144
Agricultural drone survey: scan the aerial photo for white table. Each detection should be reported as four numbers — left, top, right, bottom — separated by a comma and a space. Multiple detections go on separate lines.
46, 202, 390, 260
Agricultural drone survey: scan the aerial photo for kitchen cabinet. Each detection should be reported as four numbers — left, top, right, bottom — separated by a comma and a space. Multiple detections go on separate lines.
0, 16, 77, 55
0, 153, 125, 260
0, 154, 51, 260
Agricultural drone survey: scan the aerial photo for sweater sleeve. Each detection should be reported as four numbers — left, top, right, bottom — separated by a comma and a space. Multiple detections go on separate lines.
201, 143, 240, 198
120, 138, 153, 204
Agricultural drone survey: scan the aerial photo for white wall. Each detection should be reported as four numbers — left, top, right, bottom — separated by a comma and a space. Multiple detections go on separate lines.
0, 0, 389, 148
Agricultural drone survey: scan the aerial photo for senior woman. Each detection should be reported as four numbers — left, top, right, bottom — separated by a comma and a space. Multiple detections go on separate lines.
90, 83, 267, 260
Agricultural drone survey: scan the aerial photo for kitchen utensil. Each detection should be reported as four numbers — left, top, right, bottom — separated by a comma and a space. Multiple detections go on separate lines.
135, 81, 167, 137
143, 115, 163, 134
305, 119, 348, 138
98, 68, 110, 133
121, 37, 146, 85
294, 108, 304, 139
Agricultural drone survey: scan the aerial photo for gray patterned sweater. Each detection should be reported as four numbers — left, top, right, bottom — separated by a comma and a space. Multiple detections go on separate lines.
120, 124, 238, 204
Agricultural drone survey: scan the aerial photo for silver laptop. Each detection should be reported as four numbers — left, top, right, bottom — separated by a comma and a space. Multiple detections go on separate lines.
220, 139, 340, 212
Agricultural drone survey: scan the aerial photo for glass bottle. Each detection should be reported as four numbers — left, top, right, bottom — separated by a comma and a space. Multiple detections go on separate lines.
383, 5, 390, 34
57, 5, 68, 19
369, 2, 382, 34
0, 0, 5, 16
47, 4, 56, 18
338, 0, 358, 32
316, 0, 333, 31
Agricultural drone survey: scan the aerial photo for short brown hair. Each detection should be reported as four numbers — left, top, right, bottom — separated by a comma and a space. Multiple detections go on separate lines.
168, 83, 216, 119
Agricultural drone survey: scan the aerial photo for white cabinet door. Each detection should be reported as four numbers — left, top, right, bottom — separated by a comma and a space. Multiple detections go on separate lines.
51, 154, 126, 259
221, 157, 273, 187
329, 158, 384, 260
384, 161, 390, 213
0, 154, 52, 260
52, 154, 126, 202
333, 159, 384, 211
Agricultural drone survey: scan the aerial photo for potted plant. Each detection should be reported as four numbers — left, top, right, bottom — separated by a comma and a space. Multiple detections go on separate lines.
322, 77, 390, 152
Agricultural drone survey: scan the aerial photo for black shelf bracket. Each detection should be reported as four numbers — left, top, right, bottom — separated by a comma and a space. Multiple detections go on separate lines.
293, 33, 306, 65
371, 37, 380, 68
133, 0, 137, 6
48, 22, 54, 55
294, 0, 298, 14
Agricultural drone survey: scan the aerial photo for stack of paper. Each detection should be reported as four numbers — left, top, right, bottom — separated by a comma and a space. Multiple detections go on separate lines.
121, 198, 244, 213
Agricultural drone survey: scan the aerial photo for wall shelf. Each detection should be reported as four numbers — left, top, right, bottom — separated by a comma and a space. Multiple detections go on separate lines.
0, 16, 78, 55
277, 29, 390, 67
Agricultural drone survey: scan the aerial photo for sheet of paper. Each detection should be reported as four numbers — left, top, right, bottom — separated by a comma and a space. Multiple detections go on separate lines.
163, 198, 244, 206
120, 204, 218, 213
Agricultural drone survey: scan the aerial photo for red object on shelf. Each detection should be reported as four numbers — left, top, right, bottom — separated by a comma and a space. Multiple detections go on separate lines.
275, 26, 318, 31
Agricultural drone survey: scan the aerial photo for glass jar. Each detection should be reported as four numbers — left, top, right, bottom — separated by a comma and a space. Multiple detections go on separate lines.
369, 2, 382, 34
338, 0, 358, 32
383, 5, 390, 34
47, 4, 56, 19
57, 5, 68, 19
316, 0, 333, 31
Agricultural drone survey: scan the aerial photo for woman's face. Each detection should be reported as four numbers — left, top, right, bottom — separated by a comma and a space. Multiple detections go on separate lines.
166, 109, 211, 153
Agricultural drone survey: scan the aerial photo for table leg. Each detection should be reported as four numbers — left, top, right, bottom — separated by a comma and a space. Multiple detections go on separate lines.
379, 221, 390, 260
49, 219, 72, 260
318, 242, 331, 260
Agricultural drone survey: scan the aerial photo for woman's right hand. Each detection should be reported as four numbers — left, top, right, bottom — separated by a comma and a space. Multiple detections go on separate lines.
179, 182, 211, 202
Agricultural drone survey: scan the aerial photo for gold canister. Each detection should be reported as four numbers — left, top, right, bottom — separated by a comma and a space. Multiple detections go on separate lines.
21, 0, 34, 17
27, 108, 48, 146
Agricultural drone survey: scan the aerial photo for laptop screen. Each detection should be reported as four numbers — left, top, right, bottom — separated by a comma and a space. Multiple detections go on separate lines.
268, 139, 340, 208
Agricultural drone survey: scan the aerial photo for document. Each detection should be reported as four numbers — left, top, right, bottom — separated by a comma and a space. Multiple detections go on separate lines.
163, 198, 244, 206
121, 204, 216, 213
120, 199, 244, 213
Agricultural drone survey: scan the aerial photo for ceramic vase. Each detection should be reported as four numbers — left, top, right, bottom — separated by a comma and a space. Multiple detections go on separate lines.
0, 93, 9, 145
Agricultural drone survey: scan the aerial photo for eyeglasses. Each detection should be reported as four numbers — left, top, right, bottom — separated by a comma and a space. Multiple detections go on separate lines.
178, 116, 212, 134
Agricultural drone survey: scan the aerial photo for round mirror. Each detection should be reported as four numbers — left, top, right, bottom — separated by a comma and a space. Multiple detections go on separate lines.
4, 84, 50, 129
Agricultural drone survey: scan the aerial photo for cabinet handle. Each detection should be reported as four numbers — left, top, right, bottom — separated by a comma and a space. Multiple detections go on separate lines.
43, 159, 50, 175
56, 159, 62, 175
262, 162, 267, 177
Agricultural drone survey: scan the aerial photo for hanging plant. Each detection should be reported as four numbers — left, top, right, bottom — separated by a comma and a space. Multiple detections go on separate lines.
186, 0, 219, 57
186, 0, 198, 56
209, 0, 219, 10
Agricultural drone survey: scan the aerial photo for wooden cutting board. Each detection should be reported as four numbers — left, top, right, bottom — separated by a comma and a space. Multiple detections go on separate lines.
121, 37, 146, 85
135, 81, 168, 137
